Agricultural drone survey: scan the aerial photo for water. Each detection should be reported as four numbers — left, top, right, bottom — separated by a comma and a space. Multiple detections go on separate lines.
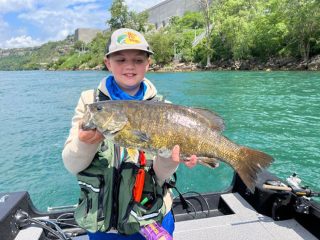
0, 70, 319, 210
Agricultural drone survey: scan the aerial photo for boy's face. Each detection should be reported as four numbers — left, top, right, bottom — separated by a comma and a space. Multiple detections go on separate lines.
104, 50, 150, 95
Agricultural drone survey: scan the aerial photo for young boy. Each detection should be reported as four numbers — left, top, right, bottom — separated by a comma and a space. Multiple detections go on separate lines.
62, 28, 197, 239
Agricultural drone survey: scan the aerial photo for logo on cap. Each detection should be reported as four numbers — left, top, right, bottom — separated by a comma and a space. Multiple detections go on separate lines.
117, 31, 142, 45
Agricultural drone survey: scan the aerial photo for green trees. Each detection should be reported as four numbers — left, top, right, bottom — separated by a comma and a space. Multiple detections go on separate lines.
160, 0, 320, 66
1, 0, 319, 70
147, 30, 174, 66
107, 0, 129, 31
209, 0, 320, 62
284, 0, 320, 61
107, 0, 150, 32
145, 11, 205, 66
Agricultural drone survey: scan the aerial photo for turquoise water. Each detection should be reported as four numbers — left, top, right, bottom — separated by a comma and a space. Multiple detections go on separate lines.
0, 70, 319, 210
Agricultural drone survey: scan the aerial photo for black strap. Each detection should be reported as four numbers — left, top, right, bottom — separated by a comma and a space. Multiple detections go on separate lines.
165, 173, 189, 210
165, 173, 177, 189
95, 89, 111, 102
95, 87, 163, 102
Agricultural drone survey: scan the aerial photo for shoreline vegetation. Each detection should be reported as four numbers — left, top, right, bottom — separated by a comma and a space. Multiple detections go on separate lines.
131, 56, 320, 72
1, 0, 320, 72
1, 56, 320, 72
45, 55, 320, 72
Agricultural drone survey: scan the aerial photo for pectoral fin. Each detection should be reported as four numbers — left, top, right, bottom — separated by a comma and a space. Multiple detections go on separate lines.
185, 157, 220, 169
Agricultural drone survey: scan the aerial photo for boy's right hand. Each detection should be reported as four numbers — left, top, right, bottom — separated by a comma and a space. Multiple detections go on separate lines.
78, 122, 104, 144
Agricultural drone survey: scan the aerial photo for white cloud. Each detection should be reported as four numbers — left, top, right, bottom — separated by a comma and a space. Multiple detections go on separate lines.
18, 2, 108, 42
0, 0, 165, 49
0, 0, 36, 13
3, 35, 42, 48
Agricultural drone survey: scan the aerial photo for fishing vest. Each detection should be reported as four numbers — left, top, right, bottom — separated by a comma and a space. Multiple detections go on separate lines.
74, 89, 168, 235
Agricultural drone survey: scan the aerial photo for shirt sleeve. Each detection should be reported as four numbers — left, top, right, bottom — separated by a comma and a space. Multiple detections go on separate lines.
62, 90, 101, 175
153, 155, 179, 186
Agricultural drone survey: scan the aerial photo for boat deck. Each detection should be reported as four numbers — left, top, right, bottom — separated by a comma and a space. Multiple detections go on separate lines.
14, 193, 317, 240
174, 193, 317, 240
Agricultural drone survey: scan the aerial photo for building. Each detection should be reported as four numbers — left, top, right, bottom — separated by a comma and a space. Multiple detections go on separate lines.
74, 28, 102, 44
145, 0, 209, 29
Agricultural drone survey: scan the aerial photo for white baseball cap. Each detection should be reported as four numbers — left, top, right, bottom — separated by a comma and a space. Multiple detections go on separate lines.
105, 28, 154, 56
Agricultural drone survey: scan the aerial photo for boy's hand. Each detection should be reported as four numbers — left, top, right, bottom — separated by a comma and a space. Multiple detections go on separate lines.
78, 122, 104, 144
171, 145, 197, 168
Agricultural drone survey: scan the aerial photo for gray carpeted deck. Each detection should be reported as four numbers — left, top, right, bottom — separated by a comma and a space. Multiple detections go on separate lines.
173, 193, 317, 240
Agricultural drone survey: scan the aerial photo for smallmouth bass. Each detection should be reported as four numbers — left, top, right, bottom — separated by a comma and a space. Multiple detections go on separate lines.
82, 100, 274, 190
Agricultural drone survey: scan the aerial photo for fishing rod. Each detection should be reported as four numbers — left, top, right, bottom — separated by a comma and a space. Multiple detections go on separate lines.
263, 172, 319, 219
263, 173, 320, 197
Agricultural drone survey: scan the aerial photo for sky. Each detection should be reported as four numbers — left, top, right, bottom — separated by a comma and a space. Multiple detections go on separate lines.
0, 0, 164, 49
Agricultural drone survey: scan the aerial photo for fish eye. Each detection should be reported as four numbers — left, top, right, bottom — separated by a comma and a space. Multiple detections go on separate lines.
96, 105, 103, 111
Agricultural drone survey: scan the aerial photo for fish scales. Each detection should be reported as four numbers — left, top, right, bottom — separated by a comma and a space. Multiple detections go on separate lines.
119, 102, 214, 154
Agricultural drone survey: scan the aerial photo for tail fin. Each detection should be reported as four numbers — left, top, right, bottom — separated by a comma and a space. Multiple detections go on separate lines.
235, 147, 274, 191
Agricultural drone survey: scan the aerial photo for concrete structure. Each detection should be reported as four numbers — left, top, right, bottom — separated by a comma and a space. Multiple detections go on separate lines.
74, 28, 102, 44
145, 0, 208, 29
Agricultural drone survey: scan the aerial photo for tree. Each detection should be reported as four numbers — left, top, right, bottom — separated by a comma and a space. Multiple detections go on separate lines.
126, 11, 150, 33
107, 0, 129, 30
107, 0, 149, 32
250, 0, 289, 59
174, 11, 205, 29
210, 0, 254, 60
284, 0, 320, 61
74, 40, 86, 52
147, 30, 174, 66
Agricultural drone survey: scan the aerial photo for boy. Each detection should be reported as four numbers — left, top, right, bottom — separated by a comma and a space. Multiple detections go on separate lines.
62, 28, 197, 239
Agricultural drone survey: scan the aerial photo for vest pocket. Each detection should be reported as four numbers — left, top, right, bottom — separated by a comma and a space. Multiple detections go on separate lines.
74, 173, 107, 232
117, 164, 166, 235
120, 196, 166, 235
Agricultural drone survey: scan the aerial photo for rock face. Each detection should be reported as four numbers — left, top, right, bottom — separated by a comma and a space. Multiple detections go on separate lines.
308, 55, 320, 70
150, 62, 200, 72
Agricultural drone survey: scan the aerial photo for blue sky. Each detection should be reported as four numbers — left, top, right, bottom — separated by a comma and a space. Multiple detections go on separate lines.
0, 0, 163, 49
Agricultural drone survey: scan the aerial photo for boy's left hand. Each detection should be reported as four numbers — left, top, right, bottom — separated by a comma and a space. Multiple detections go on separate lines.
171, 145, 197, 168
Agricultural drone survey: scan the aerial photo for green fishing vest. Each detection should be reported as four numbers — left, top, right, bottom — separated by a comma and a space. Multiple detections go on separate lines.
74, 90, 168, 235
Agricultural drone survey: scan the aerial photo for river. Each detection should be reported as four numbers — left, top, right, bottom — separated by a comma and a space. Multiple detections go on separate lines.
0, 70, 319, 210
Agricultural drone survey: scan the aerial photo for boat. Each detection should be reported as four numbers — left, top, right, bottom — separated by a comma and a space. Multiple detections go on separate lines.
1, 170, 319, 240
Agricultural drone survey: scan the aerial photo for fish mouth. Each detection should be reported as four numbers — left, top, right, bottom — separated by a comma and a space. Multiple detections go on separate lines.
82, 105, 95, 130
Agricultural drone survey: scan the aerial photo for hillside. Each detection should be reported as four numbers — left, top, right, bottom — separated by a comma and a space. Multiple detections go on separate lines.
1, 0, 320, 71
0, 36, 74, 70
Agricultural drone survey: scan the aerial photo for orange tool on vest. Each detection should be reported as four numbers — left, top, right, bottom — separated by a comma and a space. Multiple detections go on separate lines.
133, 151, 146, 202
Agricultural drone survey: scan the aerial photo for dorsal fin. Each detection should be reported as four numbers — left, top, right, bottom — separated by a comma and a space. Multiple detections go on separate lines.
191, 107, 225, 132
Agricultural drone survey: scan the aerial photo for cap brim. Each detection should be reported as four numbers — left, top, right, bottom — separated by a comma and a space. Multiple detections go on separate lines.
106, 46, 154, 56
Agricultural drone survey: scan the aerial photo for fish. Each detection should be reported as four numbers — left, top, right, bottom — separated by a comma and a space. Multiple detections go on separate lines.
82, 100, 274, 190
